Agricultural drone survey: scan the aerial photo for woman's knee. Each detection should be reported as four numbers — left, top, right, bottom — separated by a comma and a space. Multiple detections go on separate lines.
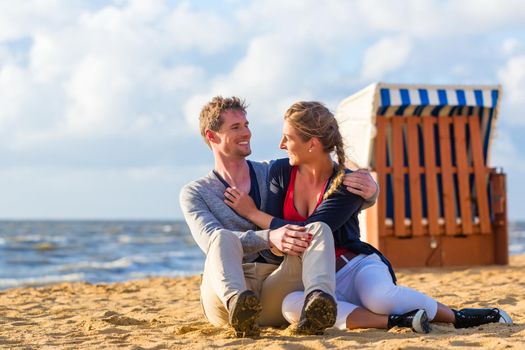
281, 291, 304, 324
359, 285, 399, 315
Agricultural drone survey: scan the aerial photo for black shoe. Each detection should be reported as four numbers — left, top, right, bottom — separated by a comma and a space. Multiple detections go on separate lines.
453, 308, 513, 329
227, 290, 262, 337
388, 309, 431, 334
295, 290, 337, 335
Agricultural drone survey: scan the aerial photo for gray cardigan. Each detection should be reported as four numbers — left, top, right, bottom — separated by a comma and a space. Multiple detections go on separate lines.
180, 161, 272, 262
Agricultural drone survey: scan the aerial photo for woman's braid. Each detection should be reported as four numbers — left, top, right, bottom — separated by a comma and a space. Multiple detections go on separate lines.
323, 124, 346, 200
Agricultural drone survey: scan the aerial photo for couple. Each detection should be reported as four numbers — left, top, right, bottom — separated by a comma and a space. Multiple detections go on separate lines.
180, 96, 512, 337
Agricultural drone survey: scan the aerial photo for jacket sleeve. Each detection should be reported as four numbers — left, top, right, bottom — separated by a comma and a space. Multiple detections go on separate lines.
263, 160, 287, 221
360, 183, 379, 210
179, 184, 270, 254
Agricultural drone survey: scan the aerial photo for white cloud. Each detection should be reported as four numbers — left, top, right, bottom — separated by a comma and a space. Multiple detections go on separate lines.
498, 54, 525, 125
356, 0, 525, 37
164, 2, 236, 54
1, 0, 219, 147
501, 38, 522, 56
62, 55, 132, 135
0, 65, 30, 125
0, 1, 82, 41
183, 33, 317, 128
360, 36, 412, 81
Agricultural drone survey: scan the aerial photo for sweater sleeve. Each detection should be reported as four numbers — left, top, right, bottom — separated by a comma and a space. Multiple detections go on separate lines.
179, 184, 270, 254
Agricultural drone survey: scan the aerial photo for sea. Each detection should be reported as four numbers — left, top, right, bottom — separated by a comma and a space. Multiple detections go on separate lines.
1, 220, 524, 291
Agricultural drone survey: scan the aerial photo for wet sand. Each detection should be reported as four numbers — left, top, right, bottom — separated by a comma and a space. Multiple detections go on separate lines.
1, 256, 524, 349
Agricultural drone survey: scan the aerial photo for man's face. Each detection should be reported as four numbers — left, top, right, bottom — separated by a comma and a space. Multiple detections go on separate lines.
212, 109, 252, 158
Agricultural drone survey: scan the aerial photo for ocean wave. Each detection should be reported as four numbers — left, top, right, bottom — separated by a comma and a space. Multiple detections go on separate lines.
59, 257, 134, 272
8, 234, 68, 244
162, 225, 173, 233
0, 273, 85, 289
117, 234, 176, 244
168, 250, 203, 258
509, 230, 525, 238
509, 243, 524, 254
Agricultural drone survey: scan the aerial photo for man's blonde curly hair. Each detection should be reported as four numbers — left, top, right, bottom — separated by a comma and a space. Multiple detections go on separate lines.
199, 96, 248, 147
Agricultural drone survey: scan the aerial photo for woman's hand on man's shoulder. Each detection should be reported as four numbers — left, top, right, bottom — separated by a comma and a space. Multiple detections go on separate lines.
342, 169, 378, 201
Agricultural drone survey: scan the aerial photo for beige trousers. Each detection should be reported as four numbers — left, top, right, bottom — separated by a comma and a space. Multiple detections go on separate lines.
200, 222, 335, 327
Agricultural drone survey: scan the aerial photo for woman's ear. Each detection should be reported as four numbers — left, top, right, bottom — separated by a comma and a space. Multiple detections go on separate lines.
310, 137, 321, 152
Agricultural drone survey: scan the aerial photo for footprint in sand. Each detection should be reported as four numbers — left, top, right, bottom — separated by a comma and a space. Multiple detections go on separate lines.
449, 340, 481, 347
173, 322, 236, 338
101, 311, 147, 326
497, 296, 518, 305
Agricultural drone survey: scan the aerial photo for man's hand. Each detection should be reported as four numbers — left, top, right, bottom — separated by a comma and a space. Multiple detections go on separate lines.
343, 169, 378, 200
268, 224, 311, 256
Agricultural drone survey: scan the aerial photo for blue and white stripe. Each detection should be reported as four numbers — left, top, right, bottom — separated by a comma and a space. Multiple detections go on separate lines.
378, 87, 499, 112
376, 85, 501, 162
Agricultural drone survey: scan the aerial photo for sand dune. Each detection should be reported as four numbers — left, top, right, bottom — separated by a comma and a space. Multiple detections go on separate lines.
1, 256, 524, 349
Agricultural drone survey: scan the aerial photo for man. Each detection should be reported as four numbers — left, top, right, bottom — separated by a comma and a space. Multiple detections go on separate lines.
180, 96, 378, 337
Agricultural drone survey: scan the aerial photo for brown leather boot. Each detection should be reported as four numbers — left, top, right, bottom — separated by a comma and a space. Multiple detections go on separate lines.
295, 290, 337, 335
227, 290, 262, 338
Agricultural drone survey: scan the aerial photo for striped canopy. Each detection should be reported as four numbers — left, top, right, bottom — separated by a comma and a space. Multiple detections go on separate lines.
336, 83, 503, 239
336, 83, 502, 168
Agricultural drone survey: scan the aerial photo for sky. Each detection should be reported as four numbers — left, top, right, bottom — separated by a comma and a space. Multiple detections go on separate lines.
0, 0, 524, 220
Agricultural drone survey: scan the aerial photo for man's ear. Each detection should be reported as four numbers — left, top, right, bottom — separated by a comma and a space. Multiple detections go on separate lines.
205, 129, 219, 144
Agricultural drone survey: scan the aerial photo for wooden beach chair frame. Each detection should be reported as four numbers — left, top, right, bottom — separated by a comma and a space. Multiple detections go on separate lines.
336, 83, 508, 267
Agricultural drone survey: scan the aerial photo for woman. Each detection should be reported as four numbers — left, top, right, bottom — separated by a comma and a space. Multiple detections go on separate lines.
224, 101, 512, 333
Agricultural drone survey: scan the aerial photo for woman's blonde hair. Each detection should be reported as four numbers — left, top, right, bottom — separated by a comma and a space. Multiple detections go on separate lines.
284, 101, 346, 199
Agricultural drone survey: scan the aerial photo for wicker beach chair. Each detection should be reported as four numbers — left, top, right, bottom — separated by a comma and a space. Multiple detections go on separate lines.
336, 83, 508, 267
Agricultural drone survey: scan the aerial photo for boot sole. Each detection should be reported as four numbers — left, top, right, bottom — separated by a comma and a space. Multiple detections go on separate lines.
411, 309, 431, 334
298, 295, 336, 335
229, 292, 262, 338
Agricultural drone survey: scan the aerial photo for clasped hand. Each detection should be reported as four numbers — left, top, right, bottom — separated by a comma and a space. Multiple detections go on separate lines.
268, 224, 312, 256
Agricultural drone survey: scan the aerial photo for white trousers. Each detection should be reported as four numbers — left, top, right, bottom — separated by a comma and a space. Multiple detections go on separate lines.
282, 253, 438, 329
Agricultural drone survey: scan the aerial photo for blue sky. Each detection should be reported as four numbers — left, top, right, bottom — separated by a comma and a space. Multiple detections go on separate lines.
0, 0, 524, 220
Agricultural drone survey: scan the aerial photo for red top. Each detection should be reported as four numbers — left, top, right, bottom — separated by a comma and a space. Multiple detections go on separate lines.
283, 166, 327, 221
283, 166, 349, 257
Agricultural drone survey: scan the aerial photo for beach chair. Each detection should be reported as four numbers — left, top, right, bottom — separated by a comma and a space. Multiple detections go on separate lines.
336, 83, 508, 267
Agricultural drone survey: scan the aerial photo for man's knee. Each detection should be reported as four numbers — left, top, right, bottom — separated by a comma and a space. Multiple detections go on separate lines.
200, 282, 229, 327
208, 229, 242, 251
305, 222, 333, 244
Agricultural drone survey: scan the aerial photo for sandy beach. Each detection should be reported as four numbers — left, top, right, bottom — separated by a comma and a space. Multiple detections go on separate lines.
1, 256, 524, 350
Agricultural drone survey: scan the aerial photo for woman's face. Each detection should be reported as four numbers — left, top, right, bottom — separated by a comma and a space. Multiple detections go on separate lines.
280, 120, 311, 166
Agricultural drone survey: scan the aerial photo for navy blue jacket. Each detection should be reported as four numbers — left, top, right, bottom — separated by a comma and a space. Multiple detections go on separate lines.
264, 158, 396, 283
